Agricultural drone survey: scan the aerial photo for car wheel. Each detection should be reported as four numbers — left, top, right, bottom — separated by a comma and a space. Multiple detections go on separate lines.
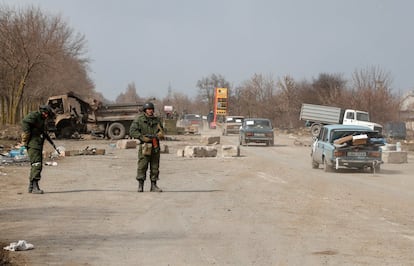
323, 157, 334, 172
241, 136, 247, 146
312, 160, 319, 169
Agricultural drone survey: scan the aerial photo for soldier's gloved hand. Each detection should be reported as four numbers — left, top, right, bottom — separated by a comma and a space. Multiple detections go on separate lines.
156, 131, 165, 140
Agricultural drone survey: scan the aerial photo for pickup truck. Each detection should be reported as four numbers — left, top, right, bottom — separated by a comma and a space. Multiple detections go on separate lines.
300, 103, 383, 137
311, 124, 385, 173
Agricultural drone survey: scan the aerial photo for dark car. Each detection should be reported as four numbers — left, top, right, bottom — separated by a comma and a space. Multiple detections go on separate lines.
239, 118, 274, 146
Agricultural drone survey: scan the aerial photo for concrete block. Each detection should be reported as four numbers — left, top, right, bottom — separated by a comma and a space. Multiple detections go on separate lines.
184, 146, 217, 158
221, 145, 240, 157
382, 151, 408, 164
116, 139, 137, 149
201, 136, 220, 145
161, 145, 169, 154
176, 149, 184, 157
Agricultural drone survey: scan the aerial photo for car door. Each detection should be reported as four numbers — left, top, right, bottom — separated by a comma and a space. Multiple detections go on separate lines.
313, 127, 328, 163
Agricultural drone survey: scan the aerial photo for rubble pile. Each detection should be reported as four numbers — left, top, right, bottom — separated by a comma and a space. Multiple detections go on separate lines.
0, 125, 22, 140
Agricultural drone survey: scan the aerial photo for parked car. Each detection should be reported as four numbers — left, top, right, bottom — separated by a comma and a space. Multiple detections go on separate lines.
222, 115, 244, 135
311, 124, 385, 172
239, 118, 274, 146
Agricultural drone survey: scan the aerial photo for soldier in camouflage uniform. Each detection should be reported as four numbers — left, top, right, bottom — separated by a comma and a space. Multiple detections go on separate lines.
129, 102, 165, 192
21, 105, 56, 194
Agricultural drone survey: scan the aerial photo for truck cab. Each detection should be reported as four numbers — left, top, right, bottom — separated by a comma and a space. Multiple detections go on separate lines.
342, 109, 383, 133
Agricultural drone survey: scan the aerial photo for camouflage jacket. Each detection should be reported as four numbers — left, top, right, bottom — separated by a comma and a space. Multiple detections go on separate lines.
129, 114, 164, 143
21, 111, 47, 149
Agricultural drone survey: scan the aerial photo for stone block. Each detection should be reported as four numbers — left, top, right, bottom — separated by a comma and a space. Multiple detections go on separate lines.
221, 145, 240, 157
382, 151, 408, 164
201, 136, 220, 145
116, 139, 137, 149
176, 149, 184, 157
184, 146, 217, 158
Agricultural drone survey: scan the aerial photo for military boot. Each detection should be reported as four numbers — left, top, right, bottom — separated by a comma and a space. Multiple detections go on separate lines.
28, 180, 33, 193
137, 180, 144, 192
32, 180, 44, 194
150, 181, 162, 192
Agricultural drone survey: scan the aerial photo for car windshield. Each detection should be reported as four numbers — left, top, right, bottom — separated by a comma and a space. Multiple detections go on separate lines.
245, 120, 270, 128
184, 114, 200, 120
227, 117, 243, 123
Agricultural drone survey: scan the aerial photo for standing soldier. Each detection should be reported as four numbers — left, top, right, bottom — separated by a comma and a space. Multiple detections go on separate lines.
21, 105, 57, 194
130, 102, 165, 192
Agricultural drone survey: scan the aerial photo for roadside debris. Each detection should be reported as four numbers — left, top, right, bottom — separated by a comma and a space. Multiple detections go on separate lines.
0, 146, 29, 165
3, 240, 34, 251
65, 146, 106, 156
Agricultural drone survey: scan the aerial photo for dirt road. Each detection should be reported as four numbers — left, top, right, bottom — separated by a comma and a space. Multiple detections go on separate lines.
1, 131, 414, 265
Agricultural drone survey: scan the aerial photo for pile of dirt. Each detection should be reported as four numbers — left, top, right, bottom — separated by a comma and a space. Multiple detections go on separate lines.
0, 125, 22, 141
0, 244, 25, 266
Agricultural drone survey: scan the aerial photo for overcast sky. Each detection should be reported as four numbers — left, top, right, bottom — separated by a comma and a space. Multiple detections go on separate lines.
2, 0, 414, 101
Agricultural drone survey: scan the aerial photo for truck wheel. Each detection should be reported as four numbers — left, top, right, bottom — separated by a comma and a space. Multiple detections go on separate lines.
59, 126, 74, 139
311, 124, 322, 137
107, 122, 126, 140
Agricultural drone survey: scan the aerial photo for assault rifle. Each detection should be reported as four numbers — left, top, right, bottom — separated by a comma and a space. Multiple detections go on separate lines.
43, 131, 60, 154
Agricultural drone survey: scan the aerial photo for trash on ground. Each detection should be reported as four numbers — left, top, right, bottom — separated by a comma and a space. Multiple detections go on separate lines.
3, 240, 34, 251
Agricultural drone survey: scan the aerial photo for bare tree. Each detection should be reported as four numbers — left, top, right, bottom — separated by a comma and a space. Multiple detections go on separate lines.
236, 74, 276, 119
311, 73, 347, 106
115, 82, 143, 103
0, 5, 90, 124
277, 75, 302, 128
351, 66, 399, 123
196, 73, 230, 111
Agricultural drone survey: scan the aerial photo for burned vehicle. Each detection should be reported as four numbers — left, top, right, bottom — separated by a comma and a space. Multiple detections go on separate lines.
47, 92, 142, 140
311, 124, 385, 173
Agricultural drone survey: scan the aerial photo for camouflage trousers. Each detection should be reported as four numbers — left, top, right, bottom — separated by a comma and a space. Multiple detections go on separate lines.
136, 144, 160, 181
27, 147, 43, 181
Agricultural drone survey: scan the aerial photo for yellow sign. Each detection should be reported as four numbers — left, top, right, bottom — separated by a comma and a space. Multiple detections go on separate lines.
215, 88, 227, 98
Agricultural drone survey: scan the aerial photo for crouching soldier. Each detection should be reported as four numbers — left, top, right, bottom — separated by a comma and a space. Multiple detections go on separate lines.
21, 105, 55, 194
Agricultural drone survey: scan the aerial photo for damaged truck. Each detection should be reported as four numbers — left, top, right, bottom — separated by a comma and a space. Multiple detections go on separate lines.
300, 103, 383, 137
47, 92, 143, 140
311, 124, 385, 173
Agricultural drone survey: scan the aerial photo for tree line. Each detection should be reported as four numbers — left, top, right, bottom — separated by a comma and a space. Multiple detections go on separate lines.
1, 5, 402, 129
161, 70, 400, 129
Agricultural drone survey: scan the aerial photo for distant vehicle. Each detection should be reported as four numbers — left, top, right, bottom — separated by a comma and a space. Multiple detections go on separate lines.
383, 122, 406, 140
311, 124, 384, 173
182, 114, 203, 128
221, 115, 244, 135
177, 114, 204, 133
239, 118, 274, 146
300, 103, 383, 137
